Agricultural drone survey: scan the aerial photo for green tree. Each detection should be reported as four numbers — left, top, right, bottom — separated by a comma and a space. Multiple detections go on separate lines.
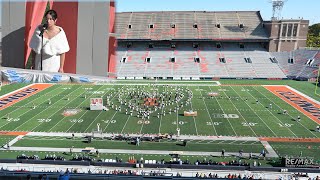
307, 23, 320, 48
309, 23, 320, 36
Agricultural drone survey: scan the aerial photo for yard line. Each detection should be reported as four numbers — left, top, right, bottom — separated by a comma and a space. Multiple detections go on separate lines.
243, 86, 298, 138
198, 86, 217, 136
254, 86, 318, 138
158, 85, 167, 134
47, 84, 101, 132
26, 85, 85, 132
228, 140, 237, 144
0, 85, 60, 121
238, 141, 249, 145
73, 84, 116, 133
120, 115, 132, 134
66, 85, 120, 132
138, 86, 152, 134
209, 86, 258, 137
209, 88, 238, 136
188, 86, 199, 136
11, 86, 78, 131
229, 86, 277, 137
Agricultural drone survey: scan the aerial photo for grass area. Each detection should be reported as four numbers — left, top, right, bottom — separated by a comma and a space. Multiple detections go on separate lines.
220, 79, 320, 101
269, 142, 320, 162
0, 150, 279, 167
0, 83, 29, 96
0, 135, 16, 147
13, 136, 264, 153
0, 81, 319, 167
0, 84, 319, 139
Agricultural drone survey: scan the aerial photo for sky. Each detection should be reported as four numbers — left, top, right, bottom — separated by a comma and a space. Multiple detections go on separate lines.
116, 0, 320, 25
0, 0, 319, 25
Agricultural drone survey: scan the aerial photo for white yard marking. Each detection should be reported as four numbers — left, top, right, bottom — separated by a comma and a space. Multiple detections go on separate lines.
229, 86, 277, 137
12, 86, 79, 131
26, 86, 84, 132
0, 85, 60, 126
199, 86, 217, 135
216, 86, 258, 137
209, 87, 238, 136
188, 86, 199, 136
47, 85, 101, 132
79, 85, 116, 133
254, 86, 318, 138
245, 87, 298, 137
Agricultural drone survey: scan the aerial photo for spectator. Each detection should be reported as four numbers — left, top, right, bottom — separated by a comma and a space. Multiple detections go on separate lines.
239, 149, 243, 158
221, 149, 225, 158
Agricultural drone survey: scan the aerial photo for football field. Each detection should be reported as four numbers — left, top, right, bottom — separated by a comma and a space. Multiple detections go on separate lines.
0, 82, 319, 139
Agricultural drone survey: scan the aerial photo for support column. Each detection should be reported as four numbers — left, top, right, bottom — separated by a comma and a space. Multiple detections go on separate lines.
277, 23, 284, 52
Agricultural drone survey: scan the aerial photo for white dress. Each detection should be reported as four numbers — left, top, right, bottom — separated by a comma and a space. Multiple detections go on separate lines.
30, 26, 70, 72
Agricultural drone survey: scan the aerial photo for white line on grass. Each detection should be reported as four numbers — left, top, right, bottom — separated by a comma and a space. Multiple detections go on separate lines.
199, 86, 217, 136
25, 85, 84, 132
229, 86, 277, 137
243, 86, 298, 138
218, 87, 258, 137
254, 86, 318, 138
210, 87, 238, 136
158, 85, 168, 134
189, 86, 199, 136
0, 85, 70, 130
65, 85, 115, 132
47, 84, 102, 132
77, 85, 116, 133
26, 85, 85, 132
0, 84, 60, 123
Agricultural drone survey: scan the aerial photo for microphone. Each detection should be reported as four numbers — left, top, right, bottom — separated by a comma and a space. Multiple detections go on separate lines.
39, 23, 48, 36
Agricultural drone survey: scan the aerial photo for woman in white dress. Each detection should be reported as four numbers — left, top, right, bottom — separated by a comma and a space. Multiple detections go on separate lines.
30, 10, 70, 73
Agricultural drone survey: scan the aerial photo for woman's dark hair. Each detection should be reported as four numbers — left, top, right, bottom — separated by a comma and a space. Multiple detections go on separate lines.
44, 9, 58, 20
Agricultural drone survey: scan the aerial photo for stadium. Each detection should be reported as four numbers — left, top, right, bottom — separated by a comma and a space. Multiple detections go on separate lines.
0, 0, 320, 179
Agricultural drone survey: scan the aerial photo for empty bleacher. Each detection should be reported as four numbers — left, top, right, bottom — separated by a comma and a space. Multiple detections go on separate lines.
270, 49, 319, 79
116, 11, 268, 40
116, 42, 288, 79
115, 11, 318, 80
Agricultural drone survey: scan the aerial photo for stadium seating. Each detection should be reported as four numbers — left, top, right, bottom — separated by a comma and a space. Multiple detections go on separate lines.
115, 11, 318, 79
115, 11, 269, 40
271, 49, 319, 79
116, 42, 289, 78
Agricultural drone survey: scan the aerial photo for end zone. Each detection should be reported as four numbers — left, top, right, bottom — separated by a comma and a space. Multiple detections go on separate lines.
264, 85, 320, 124
0, 83, 53, 110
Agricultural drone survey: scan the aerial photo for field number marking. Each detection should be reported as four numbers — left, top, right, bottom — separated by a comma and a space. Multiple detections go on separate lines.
206, 122, 222, 126
279, 123, 293, 127
70, 119, 83, 123
212, 114, 239, 118
38, 119, 51, 123
7, 118, 20, 122
242, 122, 257, 127
102, 120, 117, 124
172, 121, 187, 125
138, 120, 150, 124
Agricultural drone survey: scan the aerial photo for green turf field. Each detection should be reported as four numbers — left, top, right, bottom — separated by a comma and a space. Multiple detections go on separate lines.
13, 136, 264, 153
0, 80, 319, 166
0, 82, 319, 138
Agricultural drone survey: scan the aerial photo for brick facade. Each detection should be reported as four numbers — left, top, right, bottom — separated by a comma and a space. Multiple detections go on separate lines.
264, 20, 309, 52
